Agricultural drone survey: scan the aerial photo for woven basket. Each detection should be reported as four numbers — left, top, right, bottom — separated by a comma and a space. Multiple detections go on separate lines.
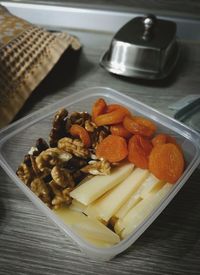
0, 5, 81, 128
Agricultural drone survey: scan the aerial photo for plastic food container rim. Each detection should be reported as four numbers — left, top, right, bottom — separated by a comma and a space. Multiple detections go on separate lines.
0, 86, 200, 257
0, 86, 200, 148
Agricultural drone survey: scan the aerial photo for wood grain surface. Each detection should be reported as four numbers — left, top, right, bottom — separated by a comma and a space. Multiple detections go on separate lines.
0, 25, 200, 275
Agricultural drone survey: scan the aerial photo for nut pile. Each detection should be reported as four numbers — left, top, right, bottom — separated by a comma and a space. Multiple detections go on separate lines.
16, 109, 111, 209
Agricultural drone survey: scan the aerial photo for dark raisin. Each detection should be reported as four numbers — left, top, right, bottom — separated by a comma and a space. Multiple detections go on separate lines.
43, 174, 53, 183
53, 109, 68, 129
23, 154, 32, 167
73, 170, 86, 185
36, 138, 49, 152
65, 156, 88, 170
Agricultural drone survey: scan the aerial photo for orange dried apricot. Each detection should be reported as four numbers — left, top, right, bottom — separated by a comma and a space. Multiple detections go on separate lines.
92, 98, 107, 122
152, 133, 183, 154
106, 104, 130, 115
96, 135, 128, 163
149, 143, 185, 183
123, 116, 156, 137
110, 123, 132, 138
128, 135, 153, 169
69, 124, 91, 147
152, 133, 177, 147
95, 107, 129, 126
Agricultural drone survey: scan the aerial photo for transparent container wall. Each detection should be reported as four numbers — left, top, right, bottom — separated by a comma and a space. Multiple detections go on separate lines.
0, 87, 200, 261
178, 107, 200, 133
1, 92, 197, 171
1, 95, 109, 171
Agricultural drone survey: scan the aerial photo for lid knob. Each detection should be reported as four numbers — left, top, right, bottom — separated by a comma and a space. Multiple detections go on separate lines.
142, 15, 156, 41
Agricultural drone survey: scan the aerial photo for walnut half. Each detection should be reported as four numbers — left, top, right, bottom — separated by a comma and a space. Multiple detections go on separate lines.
81, 159, 111, 175
50, 180, 73, 209
30, 178, 52, 206
35, 148, 72, 174
58, 137, 89, 159
51, 166, 75, 188
16, 163, 35, 186
49, 108, 68, 147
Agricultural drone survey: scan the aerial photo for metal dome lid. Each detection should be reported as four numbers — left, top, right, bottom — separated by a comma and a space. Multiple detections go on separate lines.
100, 15, 180, 79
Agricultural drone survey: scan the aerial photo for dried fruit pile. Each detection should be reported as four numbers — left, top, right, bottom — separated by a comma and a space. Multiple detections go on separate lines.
92, 98, 185, 184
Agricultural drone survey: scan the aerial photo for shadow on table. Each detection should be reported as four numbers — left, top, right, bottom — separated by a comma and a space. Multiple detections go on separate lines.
14, 47, 94, 120
0, 198, 6, 229
0, 169, 7, 233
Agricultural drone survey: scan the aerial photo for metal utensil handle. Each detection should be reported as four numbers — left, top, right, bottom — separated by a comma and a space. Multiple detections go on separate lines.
142, 15, 156, 41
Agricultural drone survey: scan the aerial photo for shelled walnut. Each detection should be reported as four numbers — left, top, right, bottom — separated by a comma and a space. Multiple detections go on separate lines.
69, 112, 91, 127
58, 137, 89, 159
81, 159, 111, 175
50, 180, 73, 209
51, 166, 75, 188
30, 155, 42, 177
49, 108, 69, 147
91, 126, 110, 149
35, 148, 72, 174
30, 178, 52, 207
16, 162, 35, 186
84, 120, 96, 132
16, 106, 113, 210
53, 109, 68, 129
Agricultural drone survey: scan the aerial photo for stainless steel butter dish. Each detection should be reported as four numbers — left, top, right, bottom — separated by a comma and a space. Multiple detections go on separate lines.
100, 15, 179, 79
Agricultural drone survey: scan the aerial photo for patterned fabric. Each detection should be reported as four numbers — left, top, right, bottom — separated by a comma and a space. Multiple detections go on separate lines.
0, 6, 30, 47
0, 4, 81, 128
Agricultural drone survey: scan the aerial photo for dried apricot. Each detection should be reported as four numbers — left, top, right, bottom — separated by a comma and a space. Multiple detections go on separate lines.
96, 135, 128, 163
149, 143, 185, 183
69, 124, 91, 147
123, 116, 156, 137
106, 104, 130, 115
110, 123, 132, 138
128, 135, 153, 169
152, 133, 183, 153
92, 98, 107, 122
152, 133, 177, 146
95, 107, 129, 126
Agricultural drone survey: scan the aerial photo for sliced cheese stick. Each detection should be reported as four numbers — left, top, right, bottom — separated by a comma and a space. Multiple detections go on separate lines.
138, 174, 162, 199
120, 183, 173, 239
70, 163, 134, 205
69, 199, 86, 213
114, 195, 141, 220
72, 221, 120, 244
54, 207, 120, 244
69, 204, 85, 213
115, 173, 161, 219
85, 168, 149, 222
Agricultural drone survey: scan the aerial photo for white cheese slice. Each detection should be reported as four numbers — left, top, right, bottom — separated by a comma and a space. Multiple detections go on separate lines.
115, 173, 161, 219
70, 163, 134, 205
85, 168, 149, 222
120, 183, 173, 239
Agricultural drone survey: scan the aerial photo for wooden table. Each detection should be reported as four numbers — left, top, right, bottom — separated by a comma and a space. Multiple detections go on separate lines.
0, 12, 200, 275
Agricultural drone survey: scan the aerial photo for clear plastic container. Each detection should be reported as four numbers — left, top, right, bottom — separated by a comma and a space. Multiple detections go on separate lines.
0, 87, 200, 261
